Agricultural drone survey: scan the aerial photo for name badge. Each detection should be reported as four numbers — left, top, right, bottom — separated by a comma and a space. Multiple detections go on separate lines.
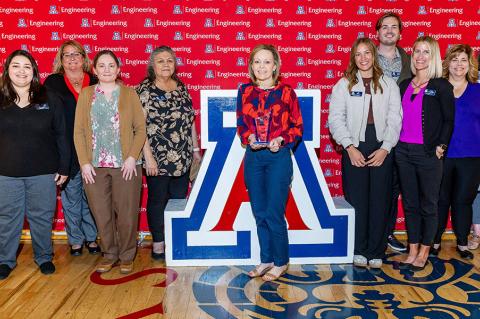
424, 89, 437, 96
34, 103, 49, 110
350, 91, 363, 97
391, 71, 401, 77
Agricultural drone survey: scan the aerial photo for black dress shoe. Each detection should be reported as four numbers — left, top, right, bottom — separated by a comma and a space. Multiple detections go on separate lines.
398, 261, 411, 269
457, 247, 474, 260
70, 245, 83, 256
39, 261, 55, 275
410, 260, 429, 272
85, 241, 101, 255
0, 264, 12, 280
430, 246, 441, 257
151, 251, 165, 260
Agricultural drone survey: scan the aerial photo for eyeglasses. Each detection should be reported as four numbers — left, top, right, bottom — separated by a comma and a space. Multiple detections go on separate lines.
62, 52, 83, 59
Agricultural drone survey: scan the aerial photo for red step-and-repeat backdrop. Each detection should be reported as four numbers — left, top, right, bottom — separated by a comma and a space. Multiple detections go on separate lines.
1, 0, 476, 232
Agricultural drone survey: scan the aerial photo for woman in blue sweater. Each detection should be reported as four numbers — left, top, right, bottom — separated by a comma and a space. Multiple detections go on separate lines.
432, 44, 480, 259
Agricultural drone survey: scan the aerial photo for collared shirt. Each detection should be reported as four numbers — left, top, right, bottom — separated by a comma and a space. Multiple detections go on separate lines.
378, 48, 402, 82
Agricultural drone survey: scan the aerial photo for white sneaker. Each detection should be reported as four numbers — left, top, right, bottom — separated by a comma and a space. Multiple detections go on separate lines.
369, 259, 383, 269
353, 255, 368, 267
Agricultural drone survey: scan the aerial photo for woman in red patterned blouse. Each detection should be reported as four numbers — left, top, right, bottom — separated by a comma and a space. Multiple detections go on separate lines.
237, 44, 303, 281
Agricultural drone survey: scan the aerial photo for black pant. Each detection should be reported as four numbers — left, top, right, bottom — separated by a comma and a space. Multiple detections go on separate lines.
434, 157, 480, 246
342, 125, 393, 259
146, 172, 189, 242
386, 151, 401, 236
395, 142, 443, 246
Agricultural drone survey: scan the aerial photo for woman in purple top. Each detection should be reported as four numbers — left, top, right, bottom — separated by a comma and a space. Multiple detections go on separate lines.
396, 36, 455, 271
433, 44, 480, 259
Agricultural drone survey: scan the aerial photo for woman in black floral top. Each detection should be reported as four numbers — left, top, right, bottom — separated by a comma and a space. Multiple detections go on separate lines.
136, 46, 201, 259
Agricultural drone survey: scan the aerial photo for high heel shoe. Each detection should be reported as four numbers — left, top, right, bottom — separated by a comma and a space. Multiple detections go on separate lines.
409, 260, 429, 272
70, 245, 83, 256
85, 241, 101, 255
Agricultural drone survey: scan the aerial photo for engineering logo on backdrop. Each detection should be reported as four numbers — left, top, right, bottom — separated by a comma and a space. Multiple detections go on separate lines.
165, 90, 354, 266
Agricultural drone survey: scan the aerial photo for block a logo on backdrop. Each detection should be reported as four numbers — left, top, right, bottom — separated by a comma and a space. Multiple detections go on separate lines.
164, 90, 354, 266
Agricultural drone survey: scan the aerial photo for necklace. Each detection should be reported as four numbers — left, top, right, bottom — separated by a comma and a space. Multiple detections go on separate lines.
411, 79, 429, 89
67, 73, 84, 87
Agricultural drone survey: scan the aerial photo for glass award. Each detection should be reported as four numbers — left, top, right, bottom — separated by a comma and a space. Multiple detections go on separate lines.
254, 113, 270, 145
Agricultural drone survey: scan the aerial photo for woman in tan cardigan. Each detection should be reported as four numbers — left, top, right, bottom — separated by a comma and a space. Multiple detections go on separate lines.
74, 50, 146, 274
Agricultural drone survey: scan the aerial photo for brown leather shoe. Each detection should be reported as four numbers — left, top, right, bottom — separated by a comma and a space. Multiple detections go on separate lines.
119, 261, 134, 274
96, 258, 117, 273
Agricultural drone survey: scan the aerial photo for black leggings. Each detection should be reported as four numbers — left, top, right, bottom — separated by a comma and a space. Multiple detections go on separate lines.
434, 157, 480, 246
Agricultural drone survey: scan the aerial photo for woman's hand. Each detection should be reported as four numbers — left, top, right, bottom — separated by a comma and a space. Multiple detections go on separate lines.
436, 146, 445, 159
81, 164, 96, 184
366, 149, 388, 167
347, 146, 366, 167
268, 137, 284, 153
145, 155, 158, 176
121, 156, 137, 181
54, 174, 68, 186
248, 134, 266, 150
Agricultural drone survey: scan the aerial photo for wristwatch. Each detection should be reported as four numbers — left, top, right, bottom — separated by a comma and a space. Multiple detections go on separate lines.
439, 144, 447, 151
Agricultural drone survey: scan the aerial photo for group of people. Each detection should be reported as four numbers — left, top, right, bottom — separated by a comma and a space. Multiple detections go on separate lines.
0, 11, 478, 282
329, 12, 480, 271
0, 42, 201, 279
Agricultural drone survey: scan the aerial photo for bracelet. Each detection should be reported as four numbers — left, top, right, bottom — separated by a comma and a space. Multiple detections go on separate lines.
193, 147, 200, 152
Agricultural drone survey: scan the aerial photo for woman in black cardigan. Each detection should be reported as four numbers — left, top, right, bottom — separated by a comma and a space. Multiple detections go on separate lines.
44, 40, 100, 256
396, 36, 455, 271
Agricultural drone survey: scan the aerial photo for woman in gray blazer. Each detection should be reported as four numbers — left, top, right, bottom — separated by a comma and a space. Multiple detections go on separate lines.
329, 37, 402, 269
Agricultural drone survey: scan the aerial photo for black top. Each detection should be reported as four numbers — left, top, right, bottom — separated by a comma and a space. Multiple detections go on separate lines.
399, 77, 455, 154
44, 72, 97, 177
0, 90, 70, 177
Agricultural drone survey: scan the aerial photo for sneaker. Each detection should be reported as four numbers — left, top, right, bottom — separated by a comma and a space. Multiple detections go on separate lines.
388, 234, 407, 252
39, 261, 55, 275
369, 259, 383, 269
0, 264, 12, 280
353, 255, 368, 267
468, 235, 480, 250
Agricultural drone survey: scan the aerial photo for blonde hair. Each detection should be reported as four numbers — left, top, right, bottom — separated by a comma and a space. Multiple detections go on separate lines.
248, 44, 281, 85
443, 44, 478, 83
52, 40, 91, 74
411, 36, 442, 79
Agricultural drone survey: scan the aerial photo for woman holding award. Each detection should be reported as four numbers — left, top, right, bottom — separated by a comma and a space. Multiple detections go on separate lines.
237, 44, 303, 281
329, 38, 402, 268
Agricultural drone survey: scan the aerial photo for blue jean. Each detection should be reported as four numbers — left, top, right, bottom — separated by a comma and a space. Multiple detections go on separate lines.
0, 174, 56, 268
61, 171, 98, 245
244, 147, 292, 266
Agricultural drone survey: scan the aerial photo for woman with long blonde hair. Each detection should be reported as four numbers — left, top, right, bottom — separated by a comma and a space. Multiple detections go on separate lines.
396, 36, 455, 271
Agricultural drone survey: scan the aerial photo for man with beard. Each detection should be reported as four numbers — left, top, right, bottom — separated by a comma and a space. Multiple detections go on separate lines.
375, 12, 411, 252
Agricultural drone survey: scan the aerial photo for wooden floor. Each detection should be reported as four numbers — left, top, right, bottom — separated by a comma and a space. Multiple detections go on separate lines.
1, 240, 480, 319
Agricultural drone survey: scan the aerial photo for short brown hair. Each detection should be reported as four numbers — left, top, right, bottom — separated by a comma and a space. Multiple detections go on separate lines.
375, 12, 403, 32
52, 40, 91, 74
248, 44, 281, 85
443, 44, 478, 83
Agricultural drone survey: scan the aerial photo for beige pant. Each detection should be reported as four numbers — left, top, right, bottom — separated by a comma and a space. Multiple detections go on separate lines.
84, 166, 142, 262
